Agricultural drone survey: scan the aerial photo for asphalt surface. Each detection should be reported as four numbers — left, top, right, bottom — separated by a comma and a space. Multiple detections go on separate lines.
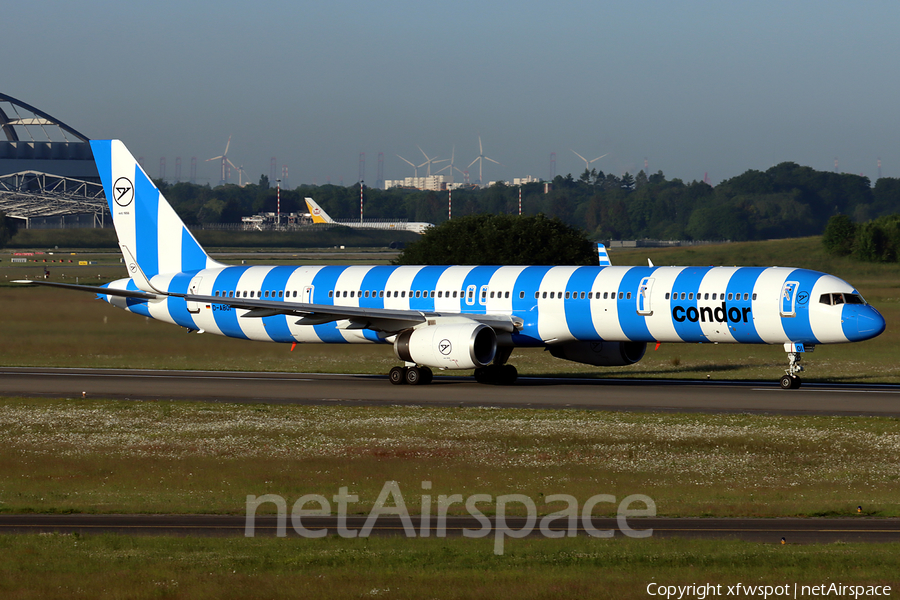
1, 367, 900, 416
1, 514, 898, 544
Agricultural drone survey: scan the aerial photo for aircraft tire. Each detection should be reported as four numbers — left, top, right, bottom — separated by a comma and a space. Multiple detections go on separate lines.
389, 366, 407, 385
419, 366, 433, 385
780, 375, 796, 390
405, 366, 422, 385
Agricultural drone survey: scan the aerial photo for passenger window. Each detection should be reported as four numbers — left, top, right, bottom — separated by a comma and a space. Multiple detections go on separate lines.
727, 293, 733, 301
626, 292, 631, 300
328, 291, 333, 298
688, 293, 693, 300
438, 291, 442, 298
520, 291, 525, 299
490, 291, 495, 299
379, 291, 384, 298
565, 292, 570, 299
250, 291, 256, 298
415, 291, 420, 298
603, 292, 608, 299
453, 291, 458, 298
680, 293, 685, 300
542, 292, 547, 299
229, 291, 234, 298
752, 293, 756, 301
618, 292, 624, 300
665, 293, 670, 300
743, 293, 749, 301
580, 292, 585, 299
550, 292, 555, 299
704, 293, 709, 300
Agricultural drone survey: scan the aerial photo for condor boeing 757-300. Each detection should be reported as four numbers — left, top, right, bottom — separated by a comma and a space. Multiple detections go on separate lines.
16, 140, 885, 389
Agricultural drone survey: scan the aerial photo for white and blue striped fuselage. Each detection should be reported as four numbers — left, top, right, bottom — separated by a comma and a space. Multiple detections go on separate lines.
102, 264, 882, 347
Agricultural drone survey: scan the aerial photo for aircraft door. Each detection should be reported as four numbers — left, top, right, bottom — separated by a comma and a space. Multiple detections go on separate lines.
466, 285, 476, 306
303, 286, 314, 304
637, 277, 654, 316
186, 276, 202, 314
780, 281, 799, 317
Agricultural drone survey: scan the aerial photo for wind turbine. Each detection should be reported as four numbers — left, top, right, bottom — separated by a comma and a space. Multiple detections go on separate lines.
435, 146, 462, 182
467, 135, 501, 185
417, 145, 448, 177
571, 149, 609, 174
206, 136, 234, 185
397, 154, 419, 178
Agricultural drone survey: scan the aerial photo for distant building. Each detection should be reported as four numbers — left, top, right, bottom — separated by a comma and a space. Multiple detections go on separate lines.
384, 175, 467, 191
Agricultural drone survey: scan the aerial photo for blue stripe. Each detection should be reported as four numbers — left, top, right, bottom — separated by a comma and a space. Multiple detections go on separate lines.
409, 266, 445, 311
124, 279, 151, 317
461, 266, 501, 315
781, 269, 823, 344
181, 228, 208, 272
564, 267, 600, 340
89, 140, 114, 212
211, 267, 251, 340
668, 267, 712, 342
166, 272, 198, 329
725, 268, 764, 343
133, 167, 160, 278
311, 266, 349, 343
259, 266, 297, 343
511, 266, 552, 345
617, 267, 657, 341
358, 266, 396, 342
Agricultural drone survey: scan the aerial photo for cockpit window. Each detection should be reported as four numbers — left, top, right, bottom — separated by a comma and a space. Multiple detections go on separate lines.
820, 292, 866, 306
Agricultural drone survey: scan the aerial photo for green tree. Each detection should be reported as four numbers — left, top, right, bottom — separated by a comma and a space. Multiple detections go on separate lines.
394, 213, 596, 266
822, 214, 856, 256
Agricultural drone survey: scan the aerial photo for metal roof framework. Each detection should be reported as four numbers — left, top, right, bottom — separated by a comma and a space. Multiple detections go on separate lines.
0, 93, 90, 143
0, 171, 108, 227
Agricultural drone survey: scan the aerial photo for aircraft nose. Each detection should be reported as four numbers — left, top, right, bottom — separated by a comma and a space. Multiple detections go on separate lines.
844, 305, 886, 341
857, 306, 886, 339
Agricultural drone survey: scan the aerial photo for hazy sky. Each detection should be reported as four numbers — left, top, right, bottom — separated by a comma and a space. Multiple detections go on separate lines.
5, 1, 900, 186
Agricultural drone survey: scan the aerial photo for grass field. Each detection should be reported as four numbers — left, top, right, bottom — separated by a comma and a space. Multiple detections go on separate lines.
1, 398, 898, 517
0, 535, 897, 599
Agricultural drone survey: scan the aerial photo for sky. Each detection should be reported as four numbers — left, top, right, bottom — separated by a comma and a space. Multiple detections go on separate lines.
5, 1, 900, 187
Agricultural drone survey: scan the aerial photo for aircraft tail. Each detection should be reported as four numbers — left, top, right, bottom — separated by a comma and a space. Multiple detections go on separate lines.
305, 197, 335, 224
90, 140, 220, 282
597, 243, 611, 266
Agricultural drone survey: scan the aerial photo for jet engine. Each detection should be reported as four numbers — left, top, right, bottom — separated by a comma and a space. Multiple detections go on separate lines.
548, 341, 646, 366
394, 322, 497, 370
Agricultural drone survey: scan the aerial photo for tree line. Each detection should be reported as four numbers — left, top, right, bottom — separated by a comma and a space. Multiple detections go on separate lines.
149, 164, 900, 244
823, 213, 900, 263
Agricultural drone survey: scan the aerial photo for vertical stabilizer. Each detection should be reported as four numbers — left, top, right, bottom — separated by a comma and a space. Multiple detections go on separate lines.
305, 197, 335, 224
90, 140, 220, 281
597, 243, 612, 266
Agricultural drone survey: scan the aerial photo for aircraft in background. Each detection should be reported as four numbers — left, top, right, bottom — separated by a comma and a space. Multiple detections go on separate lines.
16, 140, 885, 389
304, 197, 432, 235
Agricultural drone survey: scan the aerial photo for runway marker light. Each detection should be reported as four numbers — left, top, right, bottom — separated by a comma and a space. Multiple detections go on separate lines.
781, 537, 786, 545
82, 391, 86, 398
857, 505, 862, 514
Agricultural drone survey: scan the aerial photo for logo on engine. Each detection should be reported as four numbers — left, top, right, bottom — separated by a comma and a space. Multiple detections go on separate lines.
438, 339, 452, 355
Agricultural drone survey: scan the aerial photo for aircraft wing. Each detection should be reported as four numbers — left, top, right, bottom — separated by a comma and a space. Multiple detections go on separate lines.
13, 279, 162, 300
181, 293, 523, 335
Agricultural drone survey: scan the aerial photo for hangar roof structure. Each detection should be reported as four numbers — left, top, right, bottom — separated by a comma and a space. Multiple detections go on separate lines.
0, 93, 107, 226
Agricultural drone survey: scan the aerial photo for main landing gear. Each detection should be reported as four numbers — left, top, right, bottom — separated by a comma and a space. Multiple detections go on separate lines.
474, 364, 518, 385
389, 365, 433, 386
779, 342, 810, 390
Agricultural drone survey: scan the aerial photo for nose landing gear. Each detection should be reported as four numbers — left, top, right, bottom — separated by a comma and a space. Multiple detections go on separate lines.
780, 343, 811, 389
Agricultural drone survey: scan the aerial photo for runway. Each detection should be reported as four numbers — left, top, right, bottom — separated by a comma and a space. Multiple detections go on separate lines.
0, 514, 897, 544
1, 367, 900, 416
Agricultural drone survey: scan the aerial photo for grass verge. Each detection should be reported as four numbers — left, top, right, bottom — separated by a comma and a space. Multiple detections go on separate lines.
0, 535, 896, 600
1, 398, 898, 517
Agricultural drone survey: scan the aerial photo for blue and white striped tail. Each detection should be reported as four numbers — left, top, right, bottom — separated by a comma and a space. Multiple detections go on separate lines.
597, 243, 611, 266
90, 140, 220, 283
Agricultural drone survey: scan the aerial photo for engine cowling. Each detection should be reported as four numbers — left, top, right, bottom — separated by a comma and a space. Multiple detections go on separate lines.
394, 323, 497, 370
548, 341, 646, 367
